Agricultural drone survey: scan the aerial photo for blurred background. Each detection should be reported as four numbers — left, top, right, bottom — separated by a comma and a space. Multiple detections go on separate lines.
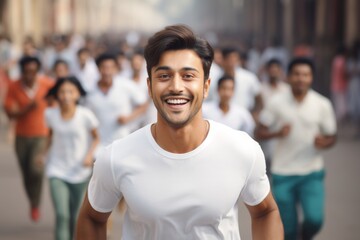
0, 1, 360, 240
0, 0, 358, 95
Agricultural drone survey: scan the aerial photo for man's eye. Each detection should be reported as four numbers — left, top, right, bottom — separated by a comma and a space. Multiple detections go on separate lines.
183, 74, 194, 79
159, 74, 170, 79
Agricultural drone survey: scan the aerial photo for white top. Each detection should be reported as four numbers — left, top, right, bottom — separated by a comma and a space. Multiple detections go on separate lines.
86, 78, 147, 147
88, 121, 270, 240
202, 101, 255, 135
45, 106, 99, 183
259, 81, 290, 159
206, 67, 261, 111
74, 59, 100, 92
259, 89, 337, 175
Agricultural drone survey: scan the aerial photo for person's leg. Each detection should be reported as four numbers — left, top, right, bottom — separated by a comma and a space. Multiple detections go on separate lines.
299, 170, 325, 240
272, 174, 299, 240
68, 180, 88, 239
49, 178, 71, 240
27, 137, 46, 208
14, 136, 31, 201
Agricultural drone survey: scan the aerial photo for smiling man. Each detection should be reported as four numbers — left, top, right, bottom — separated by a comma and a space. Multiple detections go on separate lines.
76, 25, 283, 240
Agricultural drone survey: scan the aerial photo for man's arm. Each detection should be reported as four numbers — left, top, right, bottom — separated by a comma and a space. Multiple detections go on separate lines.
246, 192, 284, 240
314, 134, 336, 149
254, 122, 291, 141
76, 192, 112, 240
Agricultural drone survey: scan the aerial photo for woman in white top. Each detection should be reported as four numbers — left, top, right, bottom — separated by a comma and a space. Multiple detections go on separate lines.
44, 76, 99, 240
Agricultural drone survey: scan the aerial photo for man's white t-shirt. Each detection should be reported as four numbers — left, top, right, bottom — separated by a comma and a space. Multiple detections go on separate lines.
45, 106, 98, 183
202, 101, 255, 135
86, 78, 147, 147
88, 120, 270, 240
259, 89, 337, 175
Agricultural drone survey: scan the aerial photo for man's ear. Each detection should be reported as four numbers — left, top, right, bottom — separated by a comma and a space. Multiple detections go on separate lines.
147, 77, 152, 99
203, 78, 211, 99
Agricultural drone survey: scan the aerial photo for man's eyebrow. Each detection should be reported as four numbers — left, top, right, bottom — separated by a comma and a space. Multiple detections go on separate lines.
154, 66, 199, 73
154, 66, 171, 72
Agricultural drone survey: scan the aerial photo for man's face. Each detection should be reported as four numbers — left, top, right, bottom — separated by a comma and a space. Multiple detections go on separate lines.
131, 54, 144, 73
54, 63, 69, 78
148, 49, 210, 128
267, 63, 282, 81
218, 79, 234, 105
22, 62, 39, 86
222, 52, 240, 72
78, 51, 89, 66
288, 64, 313, 95
99, 59, 118, 80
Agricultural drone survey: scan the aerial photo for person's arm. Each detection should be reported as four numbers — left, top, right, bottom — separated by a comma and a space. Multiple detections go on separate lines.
83, 128, 100, 167
246, 193, 284, 240
251, 93, 263, 122
314, 134, 336, 149
254, 122, 290, 141
76, 192, 111, 240
5, 100, 37, 119
117, 101, 149, 125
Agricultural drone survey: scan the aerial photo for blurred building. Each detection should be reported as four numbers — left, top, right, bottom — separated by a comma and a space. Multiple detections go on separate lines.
0, 0, 358, 95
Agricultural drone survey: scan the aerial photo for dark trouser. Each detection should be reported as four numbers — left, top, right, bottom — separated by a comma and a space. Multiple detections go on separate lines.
49, 178, 88, 240
15, 136, 46, 208
272, 170, 325, 240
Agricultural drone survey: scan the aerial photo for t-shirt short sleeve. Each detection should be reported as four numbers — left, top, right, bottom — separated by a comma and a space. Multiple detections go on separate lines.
88, 144, 122, 213
320, 99, 337, 135
83, 107, 99, 130
240, 143, 270, 206
259, 99, 277, 128
44, 108, 54, 129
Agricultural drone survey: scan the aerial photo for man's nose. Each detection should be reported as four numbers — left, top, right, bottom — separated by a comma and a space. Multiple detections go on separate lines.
169, 74, 184, 93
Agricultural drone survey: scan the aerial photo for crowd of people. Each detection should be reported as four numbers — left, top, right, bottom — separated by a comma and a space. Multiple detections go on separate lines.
0, 27, 358, 239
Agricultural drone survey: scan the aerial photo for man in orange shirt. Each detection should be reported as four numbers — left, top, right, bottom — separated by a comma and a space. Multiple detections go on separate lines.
4, 56, 54, 222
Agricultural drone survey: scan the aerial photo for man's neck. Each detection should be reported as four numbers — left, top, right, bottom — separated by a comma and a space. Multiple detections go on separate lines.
292, 89, 308, 102
152, 116, 209, 154
132, 71, 141, 83
219, 102, 230, 114
98, 78, 113, 93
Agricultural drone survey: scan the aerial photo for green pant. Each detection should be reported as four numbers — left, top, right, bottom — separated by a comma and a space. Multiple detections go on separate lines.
272, 170, 325, 240
15, 136, 47, 208
49, 178, 88, 240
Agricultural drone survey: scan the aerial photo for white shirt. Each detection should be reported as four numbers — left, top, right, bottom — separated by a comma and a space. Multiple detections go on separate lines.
203, 101, 255, 135
88, 121, 270, 240
259, 81, 289, 159
259, 89, 337, 175
45, 106, 98, 183
232, 67, 261, 110
86, 78, 147, 147
74, 59, 100, 92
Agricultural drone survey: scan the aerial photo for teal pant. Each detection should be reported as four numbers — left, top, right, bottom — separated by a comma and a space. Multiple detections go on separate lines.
272, 170, 325, 240
49, 178, 88, 240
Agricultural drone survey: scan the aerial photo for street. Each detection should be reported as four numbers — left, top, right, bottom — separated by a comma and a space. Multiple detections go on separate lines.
0, 123, 359, 240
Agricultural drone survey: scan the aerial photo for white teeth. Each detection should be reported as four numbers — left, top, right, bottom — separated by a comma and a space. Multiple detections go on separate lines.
166, 99, 188, 105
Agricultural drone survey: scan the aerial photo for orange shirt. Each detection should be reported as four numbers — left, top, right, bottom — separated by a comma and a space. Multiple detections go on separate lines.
4, 75, 54, 137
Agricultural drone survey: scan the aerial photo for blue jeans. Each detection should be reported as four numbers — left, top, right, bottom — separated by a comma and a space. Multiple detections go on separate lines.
49, 178, 88, 240
272, 170, 325, 240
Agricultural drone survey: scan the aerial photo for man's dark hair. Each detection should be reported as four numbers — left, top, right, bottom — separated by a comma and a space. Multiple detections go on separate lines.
217, 75, 235, 89
144, 24, 214, 80
19, 56, 41, 73
266, 58, 282, 69
52, 59, 69, 71
95, 52, 117, 67
221, 47, 239, 59
287, 57, 315, 75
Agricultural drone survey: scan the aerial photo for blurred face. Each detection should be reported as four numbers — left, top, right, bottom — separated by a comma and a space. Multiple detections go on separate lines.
22, 62, 39, 86
57, 82, 80, 107
223, 52, 240, 73
78, 51, 90, 66
288, 64, 313, 95
98, 59, 118, 80
218, 79, 234, 104
148, 49, 210, 128
267, 63, 282, 81
131, 54, 144, 73
54, 63, 69, 78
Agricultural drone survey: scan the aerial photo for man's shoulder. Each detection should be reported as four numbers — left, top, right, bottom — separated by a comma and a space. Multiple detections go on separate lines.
211, 120, 255, 143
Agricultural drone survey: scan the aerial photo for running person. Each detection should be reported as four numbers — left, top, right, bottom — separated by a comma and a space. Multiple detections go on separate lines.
44, 76, 99, 240
76, 25, 283, 240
